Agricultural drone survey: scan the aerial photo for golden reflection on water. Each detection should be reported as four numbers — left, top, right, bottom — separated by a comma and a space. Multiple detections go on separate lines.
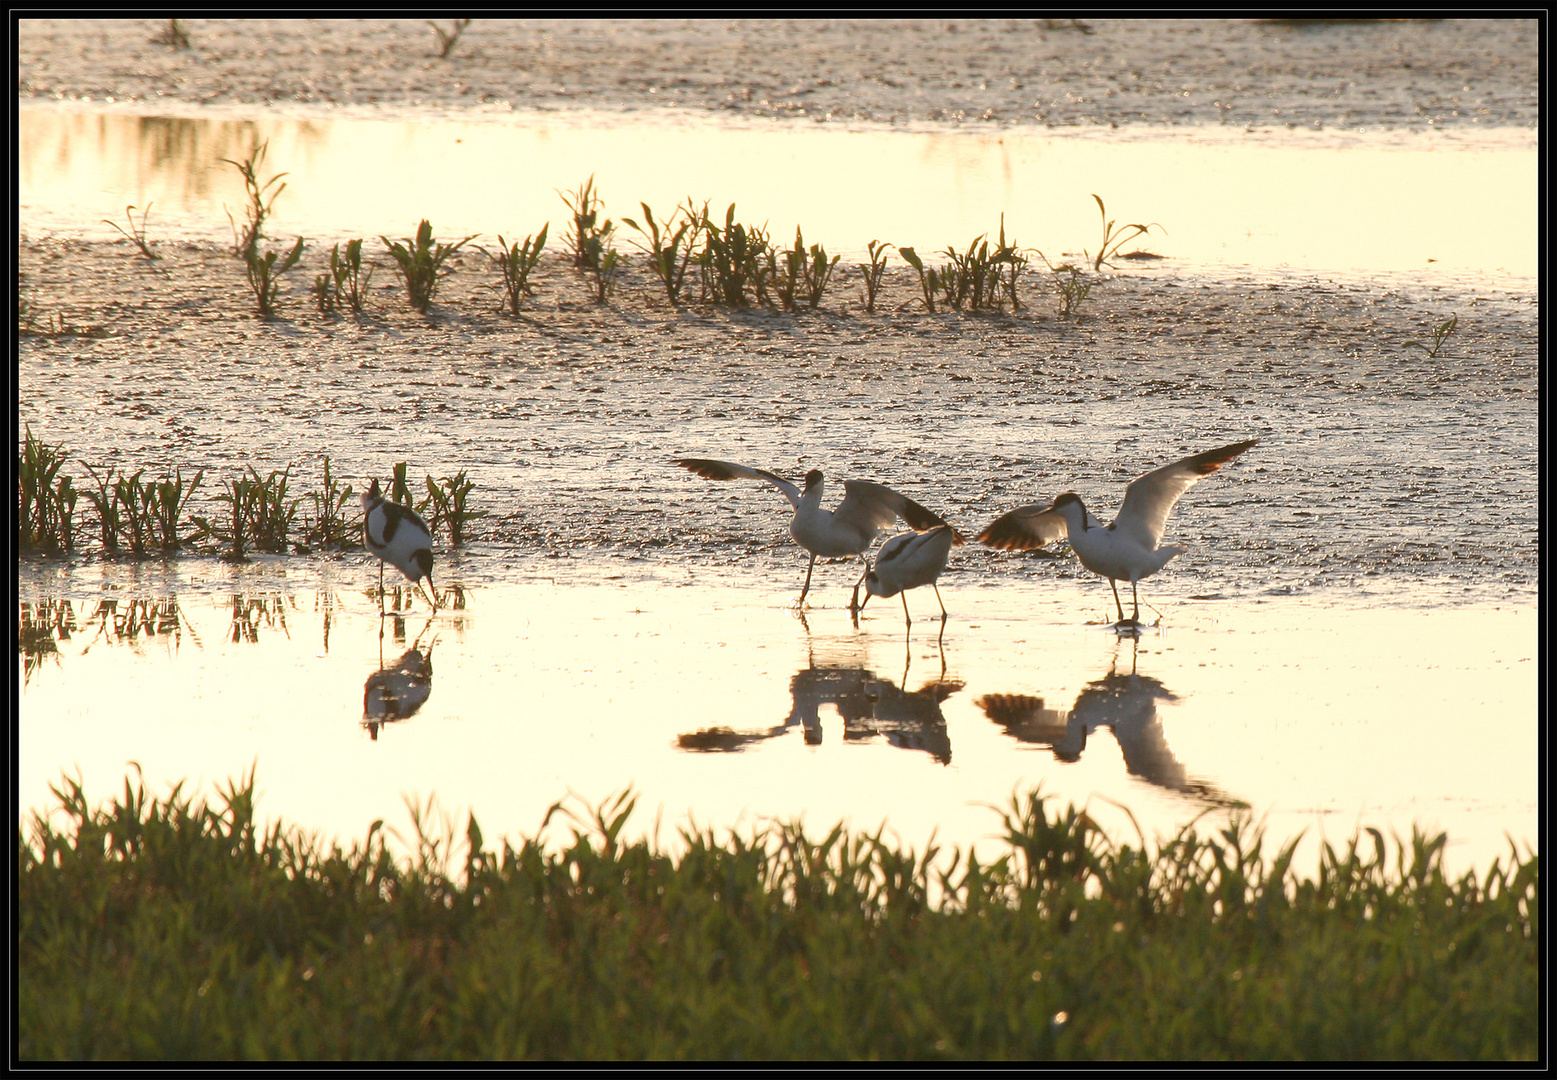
17, 571, 1536, 879
18, 105, 1536, 280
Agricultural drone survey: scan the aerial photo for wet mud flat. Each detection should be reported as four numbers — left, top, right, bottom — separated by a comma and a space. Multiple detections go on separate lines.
17, 17, 1539, 131
17, 236, 1538, 604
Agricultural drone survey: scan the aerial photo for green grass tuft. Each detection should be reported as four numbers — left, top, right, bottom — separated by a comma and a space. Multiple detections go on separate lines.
17, 773, 1539, 1061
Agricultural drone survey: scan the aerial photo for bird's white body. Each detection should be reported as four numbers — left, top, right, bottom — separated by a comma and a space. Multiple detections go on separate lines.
978, 440, 1257, 624
362, 479, 436, 610
675, 458, 960, 608
861, 525, 958, 625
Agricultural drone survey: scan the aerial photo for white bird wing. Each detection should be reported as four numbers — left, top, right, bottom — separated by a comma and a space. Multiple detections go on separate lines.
675, 458, 802, 510
1113, 439, 1257, 550
975, 503, 1069, 551
836, 480, 963, 542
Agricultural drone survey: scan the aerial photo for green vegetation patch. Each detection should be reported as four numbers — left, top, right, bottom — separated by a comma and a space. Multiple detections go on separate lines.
18, 774, 1538, 1061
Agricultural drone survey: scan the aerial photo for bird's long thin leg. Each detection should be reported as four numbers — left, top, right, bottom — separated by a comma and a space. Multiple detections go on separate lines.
901, 592, 912, 628
798, 553, 816, 607
849, 556, 870, 613
1131, 580, 1141, 624
378, 562, 386, 615
932, 584, 947, 621
1109, 578, 1125, 623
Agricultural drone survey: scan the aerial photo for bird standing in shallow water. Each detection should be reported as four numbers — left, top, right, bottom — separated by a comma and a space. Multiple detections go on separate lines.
675, 458, 962, 610
858, 524, 959, 626
977, 440, 1257, 626
362, 479, 437, 612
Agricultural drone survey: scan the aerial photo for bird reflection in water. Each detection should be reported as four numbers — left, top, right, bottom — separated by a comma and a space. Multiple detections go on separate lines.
677, 638, 962, 763
363, 620, 436, 741
978, 639, 1243, 807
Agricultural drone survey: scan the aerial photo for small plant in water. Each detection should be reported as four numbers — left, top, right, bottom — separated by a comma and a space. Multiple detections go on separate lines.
102, 204, 157, 259
559, 177, 622, 304
246, 238, 306, 316
17, 426, 77, 553
1040, 256, 1092, 317
302, 456, 357, 550
196, 475, 257, 561
1402, 314, 1459, 358
936, 224, 1026, 313
245, 465, 303, 554
222, 141, 288, 262
623, 202, 701, 308
897, 246, 942, 314
80, 464, 158, 557
422, 471, 485, 547
428, 18, 472, 59
698, 204, 773, 309
314, 239, 375, 315
858, 239, 891, 313
147, 469, 204, 552
482, 226, 549, 315
1086, 194, 1159, 271
18, 292, 108, 339
771, 227, 840, 312
381, 221, 476, 314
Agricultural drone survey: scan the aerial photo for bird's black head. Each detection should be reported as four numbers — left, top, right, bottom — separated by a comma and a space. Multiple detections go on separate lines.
414, 550, 434, 582
1053, 492, 1084, 512
804, 469, 824, 488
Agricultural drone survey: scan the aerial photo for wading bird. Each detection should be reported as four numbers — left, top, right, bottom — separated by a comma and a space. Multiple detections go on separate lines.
362, 479, 437, 612
977, 439, 1257, 626
857, 524, 959, 626
675, 458, 961, 609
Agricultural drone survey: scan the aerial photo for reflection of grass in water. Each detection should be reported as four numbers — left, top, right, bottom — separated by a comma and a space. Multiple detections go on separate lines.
17, 773, 1538, 1060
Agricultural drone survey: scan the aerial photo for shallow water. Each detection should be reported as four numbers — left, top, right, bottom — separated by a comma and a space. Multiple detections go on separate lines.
18, 103, 1537, 283
17, 558, 1537, 878
17, 95, 1539, 878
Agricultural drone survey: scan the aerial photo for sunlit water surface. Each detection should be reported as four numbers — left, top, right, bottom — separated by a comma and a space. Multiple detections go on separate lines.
18, 103, 1537, 284
18, 102, 1537, 878
18, 559, 1536, 879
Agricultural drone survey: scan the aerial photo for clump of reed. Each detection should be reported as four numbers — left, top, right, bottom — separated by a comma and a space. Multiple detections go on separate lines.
313, 240, 375, 316
382, 221, 476, 313
482, 226, 549, 315
623, 202, 702, 308
79, 465, 204, 557
560, 177, 622, 304
899, 217, 1026, 314
696, 202, 774, 308
18, 426, 78, 553
770, 226, 840, 312
245, 237, 306, 316
191, 467, 300, 561
420, 470, 485, 547
300, 456, 358, 551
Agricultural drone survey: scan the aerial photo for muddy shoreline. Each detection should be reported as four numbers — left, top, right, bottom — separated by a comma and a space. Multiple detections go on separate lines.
18, 18, 1539, 132
16, 17, 1540, 606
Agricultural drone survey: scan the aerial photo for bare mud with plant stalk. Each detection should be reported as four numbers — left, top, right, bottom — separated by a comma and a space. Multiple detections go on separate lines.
16, 19, 1538, 876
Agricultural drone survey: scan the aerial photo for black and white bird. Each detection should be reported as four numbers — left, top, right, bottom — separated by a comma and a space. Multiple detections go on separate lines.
675, 458, 962, 609
858, 524, 959, 626
361, 479, 437, 611
977, 440, 1258, 626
